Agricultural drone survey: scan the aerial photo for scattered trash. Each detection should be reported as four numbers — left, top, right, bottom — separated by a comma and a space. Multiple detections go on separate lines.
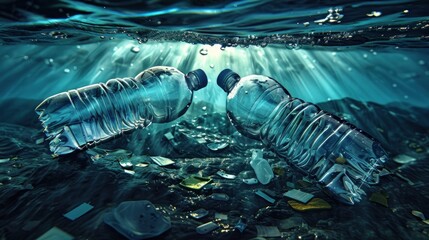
235, 217, 247, 232
369, 191, 389, 207
243, 178, 258, 185
215, 212, 228, 220
36, 226, 73, 240
150, 156, 175, 166
250, 149, 274, 185
104, 200, 171, 239
119, 159, 133, 169
283, 189, 314, 204
217, 170, 236, 179
393, 154, 416, 164
288, 198, 331, 211
190, 208, 209, 219
135, 162, 149, 168
0, 158, 10, 163
255, 190, 276, 204
123, 169, 135, 175
303, 22, 310, 27
411, 210, 426, 221
255, 225, 281, 238
207, 142, 229, 151
196, 138, 207, 144
180, 175, 212, 190
64, 202, 94, 221
210, 193, 230, 201
164, 132, 175, 141
196, 221, 219, 234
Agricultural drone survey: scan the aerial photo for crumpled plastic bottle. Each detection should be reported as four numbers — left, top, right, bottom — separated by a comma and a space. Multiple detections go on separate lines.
217, 69, 387, 205
250, 149, 274, 185
35, 66, 207, 155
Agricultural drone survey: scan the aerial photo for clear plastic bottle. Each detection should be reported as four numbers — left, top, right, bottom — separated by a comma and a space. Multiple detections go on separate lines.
36, 66, 207, 155
217, 69, 387, 205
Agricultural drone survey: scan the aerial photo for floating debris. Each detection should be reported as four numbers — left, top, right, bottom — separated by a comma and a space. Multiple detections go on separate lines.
130, 46, 140, 53
0, 158, 10, 163
243, 178, 258, 185
119, 159, 133, 169
210, 193, 230, 201
150, 156, 175, 166
303, 22, 310, 27
190, 208, 209, 219
217, 170, 236, 179
207, 142, 229, 151
393, 154, 416, 164
180, 175, 212, 190
255, 190, 276, 204
288, 198, 331, 211
164, 132, 175, 140
283, 189, 314, 204
135, 162, 149, 168
199, 48, 208, 55
63, 202, 94, 221
367, 11, 382, 17
36, 227, 73, 240
369, 191, 389, 207
255, 225, 281, 238
196, 221, 219, 234
411, 210, 429, 224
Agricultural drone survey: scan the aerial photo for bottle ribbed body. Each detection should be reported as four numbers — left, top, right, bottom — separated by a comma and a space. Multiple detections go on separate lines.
218, 70, 387, 204
260, 98, 386, 184
36, 66, 199, 155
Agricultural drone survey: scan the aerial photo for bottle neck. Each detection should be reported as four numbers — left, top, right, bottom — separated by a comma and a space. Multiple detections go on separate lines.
224, 74, 240, 93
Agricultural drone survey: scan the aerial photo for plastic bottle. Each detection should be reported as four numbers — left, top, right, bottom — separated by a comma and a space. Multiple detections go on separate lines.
217, 69, 387, 205
250, 149, 274, 185
36, 66, 207, 155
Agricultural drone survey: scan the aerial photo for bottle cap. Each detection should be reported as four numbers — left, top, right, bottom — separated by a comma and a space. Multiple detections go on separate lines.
217, 69, 240, 93
186, 69, 208, 91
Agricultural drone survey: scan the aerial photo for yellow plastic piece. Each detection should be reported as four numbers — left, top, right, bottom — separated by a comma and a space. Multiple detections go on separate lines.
288, 198, 331, 211
179, 175, 212, 190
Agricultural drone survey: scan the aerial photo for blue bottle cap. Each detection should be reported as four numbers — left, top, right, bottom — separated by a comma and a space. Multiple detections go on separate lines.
186, 69, 208, 91
217, 69, 240, 93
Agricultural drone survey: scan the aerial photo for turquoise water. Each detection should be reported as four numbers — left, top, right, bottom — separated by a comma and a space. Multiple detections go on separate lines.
0, 1, 429, 239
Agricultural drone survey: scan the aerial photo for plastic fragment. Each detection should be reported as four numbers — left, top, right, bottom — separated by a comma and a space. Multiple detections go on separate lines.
36, 227, 73, 240
190, 209, 209, 219
283, 189, 314, 204
196, 221, 219, 234
369, 191, 389, 207
243, 178, 258, 185
35, 138, 44, 144
288, 198, 331, 211
164, 132, 174, 140
255, 190, 275, 204
255, 225, 281, 237
180, 175, 212, 190
412, 210, 426, 221
210, 193, 230, 201
104, 200, 171, 240
217, 170, 236, 179
64, 202, 94, 221
0, 158, 10, 163
150, 156, 175, 166
207, 142, 229, 151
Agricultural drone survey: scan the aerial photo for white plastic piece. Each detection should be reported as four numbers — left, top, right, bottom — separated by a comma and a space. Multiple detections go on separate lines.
63, 203, 94, 221
243, 178, 258, 185
150, 156, 175, 166
283, 189, 314, 203
217, 170, 236, 179
210, 193, 230, 201
250, 149, 274, 185
393, 154, 416, 164
190, 209, 209, 219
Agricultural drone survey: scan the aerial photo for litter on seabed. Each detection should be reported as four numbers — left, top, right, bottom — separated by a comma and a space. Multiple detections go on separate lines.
217, 170, 236, 179
255, 190, 276, 204
63, 202, 94, 221
150, 156, 175, 166
283, 189, 314, 204
180, 175, 212, 190
288, 198, 332, 211
196, 221, 219, 234
255, 225, 281, 238
36, 227, 73, 240
210, 193, 230, 201
190, 209, 209, 219
243, 178, 258, 185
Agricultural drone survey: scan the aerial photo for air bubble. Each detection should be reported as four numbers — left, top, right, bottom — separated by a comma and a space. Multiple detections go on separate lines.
199, 48, 208, 55
131, 46, 140, 53
64, 68, 70, 73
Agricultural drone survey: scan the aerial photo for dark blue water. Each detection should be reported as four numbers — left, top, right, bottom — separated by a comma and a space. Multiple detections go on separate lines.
0, 1, 429, 239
